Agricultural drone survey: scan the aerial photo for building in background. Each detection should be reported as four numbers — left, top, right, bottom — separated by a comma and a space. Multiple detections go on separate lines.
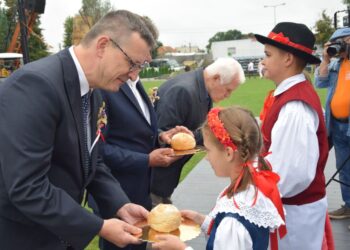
211, 38, 264, 60
157, 46, 177, 57
175, 45, 202, 53
211, 38, 264, 75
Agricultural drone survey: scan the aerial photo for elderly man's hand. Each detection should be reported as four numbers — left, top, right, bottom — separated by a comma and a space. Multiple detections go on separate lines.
98, 218, 142, 247
149, 148, 182, 167
159, 126, 194, 145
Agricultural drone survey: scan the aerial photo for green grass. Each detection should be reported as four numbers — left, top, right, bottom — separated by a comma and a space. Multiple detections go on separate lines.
86, 77, 327, 249
217, 78, 275, 115
85, 238, 99, 250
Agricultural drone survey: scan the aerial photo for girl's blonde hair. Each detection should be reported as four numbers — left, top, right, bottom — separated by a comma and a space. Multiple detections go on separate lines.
202, 106, 270, 197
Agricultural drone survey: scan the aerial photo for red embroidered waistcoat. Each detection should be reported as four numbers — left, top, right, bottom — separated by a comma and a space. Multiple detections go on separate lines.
261, 81, 328, 205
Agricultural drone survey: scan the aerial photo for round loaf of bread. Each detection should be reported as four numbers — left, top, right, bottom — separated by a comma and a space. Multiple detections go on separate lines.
170, 133, 196, 151
148, 204, 182, 233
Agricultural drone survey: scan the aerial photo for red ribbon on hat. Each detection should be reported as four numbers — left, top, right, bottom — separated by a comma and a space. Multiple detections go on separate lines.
268, 31, 314, 54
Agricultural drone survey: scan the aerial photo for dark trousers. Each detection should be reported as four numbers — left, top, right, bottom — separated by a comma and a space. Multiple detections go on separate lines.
150, 155, 192, 198
331, 119, 350, 207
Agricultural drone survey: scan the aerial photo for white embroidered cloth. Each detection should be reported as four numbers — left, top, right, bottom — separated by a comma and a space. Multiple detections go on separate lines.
203, 184, 285, 233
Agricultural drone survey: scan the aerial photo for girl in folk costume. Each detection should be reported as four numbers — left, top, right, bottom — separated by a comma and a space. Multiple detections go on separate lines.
254, 22, 333, 249
152, 106, 286, 250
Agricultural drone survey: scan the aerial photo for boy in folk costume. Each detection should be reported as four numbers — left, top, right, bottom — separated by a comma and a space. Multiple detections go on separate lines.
255, 22, 329, 249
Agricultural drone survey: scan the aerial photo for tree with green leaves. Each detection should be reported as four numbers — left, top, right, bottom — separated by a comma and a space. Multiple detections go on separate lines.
1, 0, 17, 51
343, 0, 350, 7
62, 0, 113, 47
152, 41, 162, 59
206, 29, 250, 52
63, 16, 73, 48
79, 0, 113, 27
314, 10, 336, 45
0, 6, 9, 52
27, 19, 49, 61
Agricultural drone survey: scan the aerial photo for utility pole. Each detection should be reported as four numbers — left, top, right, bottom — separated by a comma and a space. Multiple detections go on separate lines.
17, 0, 30, 64
264, 3, 286, 25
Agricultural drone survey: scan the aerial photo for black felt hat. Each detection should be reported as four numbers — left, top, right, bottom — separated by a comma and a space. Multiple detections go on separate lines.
254, 22, 321, 64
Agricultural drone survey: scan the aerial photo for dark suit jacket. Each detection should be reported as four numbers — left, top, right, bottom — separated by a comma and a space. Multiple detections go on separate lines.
151, 69, 213, 197
100, 82, 158, 211
0, 49, 129, 250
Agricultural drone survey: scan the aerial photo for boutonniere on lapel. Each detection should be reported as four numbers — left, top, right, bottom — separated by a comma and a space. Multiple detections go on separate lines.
148, 87, 160, 106
90, 101, 107, 153
97, 101, 107, 128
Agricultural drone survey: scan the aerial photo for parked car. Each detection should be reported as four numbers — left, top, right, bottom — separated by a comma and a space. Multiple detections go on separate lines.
149, 58, 184, 71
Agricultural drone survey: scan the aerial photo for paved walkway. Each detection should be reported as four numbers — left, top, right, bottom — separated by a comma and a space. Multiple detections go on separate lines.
172, 149, 350, 249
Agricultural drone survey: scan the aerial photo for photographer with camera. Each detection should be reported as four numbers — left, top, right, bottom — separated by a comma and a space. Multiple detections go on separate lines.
315, 27, 350, 221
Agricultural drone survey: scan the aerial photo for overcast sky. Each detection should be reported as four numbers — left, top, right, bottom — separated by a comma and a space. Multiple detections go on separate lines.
40, 0, 346, 52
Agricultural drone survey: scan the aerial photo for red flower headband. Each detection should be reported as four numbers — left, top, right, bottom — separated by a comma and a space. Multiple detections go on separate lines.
207, 107, 237, 151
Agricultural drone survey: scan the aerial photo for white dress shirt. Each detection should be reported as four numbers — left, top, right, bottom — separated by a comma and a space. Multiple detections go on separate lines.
127, 77, 151, 124
69, 46, 92, 152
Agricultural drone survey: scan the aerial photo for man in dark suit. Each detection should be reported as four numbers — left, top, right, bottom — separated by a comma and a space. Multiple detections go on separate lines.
150, 58, 246, 205
97, 77, 189, 250
0, 10, 160, 249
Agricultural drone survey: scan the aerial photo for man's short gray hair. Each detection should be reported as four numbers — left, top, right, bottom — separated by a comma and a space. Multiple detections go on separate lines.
82, 10, 158, 49
205, 57, 245, 85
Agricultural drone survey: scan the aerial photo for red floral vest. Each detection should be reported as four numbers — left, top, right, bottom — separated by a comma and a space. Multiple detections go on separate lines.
261, 81, 328, 205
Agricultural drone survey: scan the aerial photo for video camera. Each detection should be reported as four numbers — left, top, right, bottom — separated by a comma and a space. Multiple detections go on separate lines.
327, 39, 347, 57
327, 8, 350, 57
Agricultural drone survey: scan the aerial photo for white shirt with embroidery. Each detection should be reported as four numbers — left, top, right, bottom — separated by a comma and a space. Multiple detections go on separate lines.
199, 184, 285, 250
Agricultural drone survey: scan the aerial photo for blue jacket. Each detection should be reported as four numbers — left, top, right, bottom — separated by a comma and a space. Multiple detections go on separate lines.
99, 81, 158, 210
315, 58, 350, 137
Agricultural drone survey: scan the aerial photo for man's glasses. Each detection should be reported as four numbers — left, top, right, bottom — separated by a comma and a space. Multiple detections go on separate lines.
109, 38, 149, 72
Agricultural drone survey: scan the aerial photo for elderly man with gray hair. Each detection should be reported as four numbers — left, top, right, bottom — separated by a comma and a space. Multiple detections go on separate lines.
150, 57, 245, 206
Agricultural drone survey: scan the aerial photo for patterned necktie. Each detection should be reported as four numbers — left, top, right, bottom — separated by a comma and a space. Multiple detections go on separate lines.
81, 92, 91, 179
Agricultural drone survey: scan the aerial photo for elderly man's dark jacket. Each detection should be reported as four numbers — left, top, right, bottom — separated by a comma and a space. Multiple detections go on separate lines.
151, 69, 212, 197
